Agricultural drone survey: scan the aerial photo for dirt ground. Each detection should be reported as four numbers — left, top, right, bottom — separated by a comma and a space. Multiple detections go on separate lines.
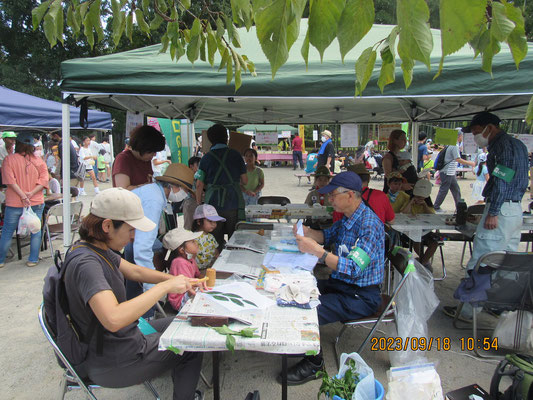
1, 166, 529, 399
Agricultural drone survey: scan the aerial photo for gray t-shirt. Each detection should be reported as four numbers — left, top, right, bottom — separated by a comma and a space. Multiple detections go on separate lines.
442, 145, 460, 176
64, 242, 145, 364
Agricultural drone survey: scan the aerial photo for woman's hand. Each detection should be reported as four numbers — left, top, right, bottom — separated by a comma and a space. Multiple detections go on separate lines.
165, 275, 193, 294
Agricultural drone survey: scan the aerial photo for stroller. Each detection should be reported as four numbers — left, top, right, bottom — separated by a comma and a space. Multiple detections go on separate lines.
372, 152, 384, 180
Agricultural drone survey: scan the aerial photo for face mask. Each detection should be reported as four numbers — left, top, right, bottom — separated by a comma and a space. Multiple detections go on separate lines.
185, 251, 194, 260
168, 188, 188, 203
321, 136, 327, 143
473, 127, 489, 148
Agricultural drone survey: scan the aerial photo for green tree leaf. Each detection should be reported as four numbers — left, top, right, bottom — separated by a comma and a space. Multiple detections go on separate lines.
397, 0, 433, 70
32, 1, 51, 31
301, 30, 310, 69
231, 0, 253, 30
469, 25, 490, 59
66, 4, 80, 36
135, 9, 151, 37
216, 17, 225, 39
401, 56, 414, 89
83, 13, 94, 49
337, 0, 374, 63
232, 49, 242, 90
354, 47, 376, 96
490, 2, 515, 42
186, 18, 202, 63
505, 2, 528, 69
254, 0, 294, 78
181, 0, 191, 10
308, 0, 345, 61
526, 96, 533, 126
226, 51, 233, 84
207, 31, 217, 66
88, 0, 104, 42
481, 35, 501, 76
377, 27, 398, 93
43, 0, 62, 47
226, 333, 236, 353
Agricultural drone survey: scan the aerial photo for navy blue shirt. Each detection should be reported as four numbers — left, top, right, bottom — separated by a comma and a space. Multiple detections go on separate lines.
417, 143, 428, 170
197, 144, 246, 211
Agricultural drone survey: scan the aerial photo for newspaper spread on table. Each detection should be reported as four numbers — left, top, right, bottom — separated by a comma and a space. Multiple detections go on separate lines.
159, 300, 320, 355
391, 213, 458, 242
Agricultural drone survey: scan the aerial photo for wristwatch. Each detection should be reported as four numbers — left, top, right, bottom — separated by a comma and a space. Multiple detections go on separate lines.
318, 250, 329, 264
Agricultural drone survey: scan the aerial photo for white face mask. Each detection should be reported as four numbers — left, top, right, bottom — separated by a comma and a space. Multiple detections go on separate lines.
321, 136, 328, 143
473, 126, 489, 148
185, 251, 194, 260
168, 188, 188, 203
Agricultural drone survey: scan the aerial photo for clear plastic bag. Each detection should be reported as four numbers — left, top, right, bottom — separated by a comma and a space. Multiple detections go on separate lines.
17, 207, 41, 235
492, 310, 533, 352
389, 255, 440, 366
337, 352, 376, 400
386, 363, 444, 400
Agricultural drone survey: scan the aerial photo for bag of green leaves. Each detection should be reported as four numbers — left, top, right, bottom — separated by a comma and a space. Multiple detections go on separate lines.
490, 354, 533, 400
317, 352, 378, 400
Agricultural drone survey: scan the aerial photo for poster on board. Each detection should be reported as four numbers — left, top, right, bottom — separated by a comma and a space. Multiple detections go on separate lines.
378, 124, 401, 140
256, 131, 278, 145
126, 111, 144, 137
515, 134, 533, 153
463, 132, 477, 155
340, 124, 358, 147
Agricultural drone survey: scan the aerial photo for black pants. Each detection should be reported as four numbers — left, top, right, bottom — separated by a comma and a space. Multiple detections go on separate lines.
293, 151, 304, 169
83, 317, 203, 400
212, 208, 240, 251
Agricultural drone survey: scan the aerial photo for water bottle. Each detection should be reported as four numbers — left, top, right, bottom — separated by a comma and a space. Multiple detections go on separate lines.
456, 199, 468, 226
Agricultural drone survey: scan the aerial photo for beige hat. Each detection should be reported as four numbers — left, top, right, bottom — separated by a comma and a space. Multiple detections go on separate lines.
346, 163, 370, 176
413, 179, 432, 198
162, 228, 203, 260
90, 188, 156, 231
321, 130, 332, 138
155, 163, 194, 190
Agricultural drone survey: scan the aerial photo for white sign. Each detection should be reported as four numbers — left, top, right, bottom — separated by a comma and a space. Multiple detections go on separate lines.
255, 131, 278, 145
463, 132, 477, 155
340, 124, 359, 147
279, 131, 292, 138
379, 124, 402, 140
243, 130, 255, 136
515, 134, 533, 153
126, 111, 144, 137
313, 130, 318, 141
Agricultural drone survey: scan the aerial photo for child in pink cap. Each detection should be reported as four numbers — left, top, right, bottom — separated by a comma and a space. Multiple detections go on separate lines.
191, 204, 226, 270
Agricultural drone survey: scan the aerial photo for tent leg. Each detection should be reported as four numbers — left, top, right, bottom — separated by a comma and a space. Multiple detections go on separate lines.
61, 102, 71, 250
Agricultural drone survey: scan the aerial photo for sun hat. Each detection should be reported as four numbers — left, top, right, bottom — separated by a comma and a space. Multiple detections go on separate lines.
318, 171, 362, 194
1, 131, 16, 138
321, 130, 332, 138
313, 165, 332, 178
15, 131, 35, 145
155, 163, 194, 190
346, 163, 370, 176
387, 171, 407, 182
413, 179, 433, 198
396, 151, 412, 161
462, 111, 501, 133
90, 188, 156, 231
162, 228, 203, 260
478, 153, 487, 162
193, 204, 226, 222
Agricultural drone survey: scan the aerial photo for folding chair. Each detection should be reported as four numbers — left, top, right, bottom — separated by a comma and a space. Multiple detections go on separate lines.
41, 201, 83, 258
453, 251, 533, 358
38, 304, 160, 399
333, 247, 413, 367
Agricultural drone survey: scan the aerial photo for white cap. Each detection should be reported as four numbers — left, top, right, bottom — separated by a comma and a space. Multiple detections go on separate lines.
193, 204, 226, 222
413, 179, 433, 198
90, 188, 156, 232
162, 228, 203, 260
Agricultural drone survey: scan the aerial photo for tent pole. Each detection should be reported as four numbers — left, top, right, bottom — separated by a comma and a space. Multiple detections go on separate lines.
61, 103, 72, 249
411, 121, 419, 166
188, 119, 194, 159
109, 133, 114, 169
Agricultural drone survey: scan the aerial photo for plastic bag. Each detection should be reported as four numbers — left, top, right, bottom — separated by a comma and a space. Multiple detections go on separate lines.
492, 310, 533, 352
18, 207, 41, 235
337, 352, 375, 400
386, 363, 444, 400
389, 251, 440, 366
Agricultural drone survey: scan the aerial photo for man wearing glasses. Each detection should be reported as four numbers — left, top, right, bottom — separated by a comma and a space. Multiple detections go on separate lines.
281, 171, 385, 385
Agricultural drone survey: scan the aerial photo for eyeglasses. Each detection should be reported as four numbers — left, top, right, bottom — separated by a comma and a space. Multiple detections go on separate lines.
327, 190, 352, 199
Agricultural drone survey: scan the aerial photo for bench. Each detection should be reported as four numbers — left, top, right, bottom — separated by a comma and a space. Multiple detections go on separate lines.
294, 173, 312, 186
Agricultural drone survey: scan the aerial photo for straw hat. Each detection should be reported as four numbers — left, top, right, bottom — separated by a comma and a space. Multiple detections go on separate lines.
155, 163, 194, 190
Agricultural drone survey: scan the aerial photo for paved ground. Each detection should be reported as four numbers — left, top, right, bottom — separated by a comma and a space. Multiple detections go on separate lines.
1, 167, 530, 399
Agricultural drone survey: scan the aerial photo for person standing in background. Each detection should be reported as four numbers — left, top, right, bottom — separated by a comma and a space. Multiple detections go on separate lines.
417, 132, 430, 172
152, 148, 171, 177
292, 134, 304, 170
0, 131, 16, 186
78, 136, 100, 195
317, 130, 335, 171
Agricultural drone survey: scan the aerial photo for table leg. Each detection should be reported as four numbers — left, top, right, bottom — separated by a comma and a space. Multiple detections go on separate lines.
212, 351, 220, 400
281, 354, 288, 400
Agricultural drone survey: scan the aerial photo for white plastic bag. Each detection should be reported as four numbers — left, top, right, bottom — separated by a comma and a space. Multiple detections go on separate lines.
17, 207, 41, 235
389, 253, 440, 366
337, 352, 375, 400
492, 310, 533, 352
386, 363, 444, 400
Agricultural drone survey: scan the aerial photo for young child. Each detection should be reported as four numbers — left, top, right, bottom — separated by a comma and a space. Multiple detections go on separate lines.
386, 172, 411, 213
241, 148, 264, 206
47, 170, 61, 195
304, 149, 318, 183
97, 149, 108, 182
192, 204, 225, 270
304, 166, 332, 207
162, 228, 204, 311
471, 153, 489, 204
402, 179, 438, 271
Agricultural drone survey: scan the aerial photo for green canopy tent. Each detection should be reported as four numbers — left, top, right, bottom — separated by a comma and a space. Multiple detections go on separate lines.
57, 20, 533, 245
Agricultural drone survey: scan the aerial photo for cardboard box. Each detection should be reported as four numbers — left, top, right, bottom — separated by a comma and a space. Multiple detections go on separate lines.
228, 131, 252, 155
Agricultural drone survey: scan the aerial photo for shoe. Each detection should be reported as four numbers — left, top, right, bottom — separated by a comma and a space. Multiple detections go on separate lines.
26, 261, 38, 267
193, 390, 204, 400
94, 187, 100, 194
434, 208, 446, 214
0, 263, 4, 268
279, 358, 324, 386
443, 305, 472, 323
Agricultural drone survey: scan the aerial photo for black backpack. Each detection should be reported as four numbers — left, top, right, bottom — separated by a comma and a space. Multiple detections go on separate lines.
491, 354, 533, 400
434, 146, 450, 171
43, 246, 105, 367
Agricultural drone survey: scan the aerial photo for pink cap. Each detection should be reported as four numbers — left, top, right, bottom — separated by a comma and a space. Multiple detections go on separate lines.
193, 204, 226, 222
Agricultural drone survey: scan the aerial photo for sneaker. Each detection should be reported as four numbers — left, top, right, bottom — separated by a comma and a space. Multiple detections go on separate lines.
0, 263, 4, 268
434, 208, 446, 214
79, 189, 87, 196
443, 305, 472, 323
94, 187, 100, 194
26, 261, 38, 267
193, 390, 204, 400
